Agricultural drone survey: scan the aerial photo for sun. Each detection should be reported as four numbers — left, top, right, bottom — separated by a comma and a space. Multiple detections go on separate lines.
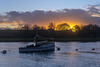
70, 25, 73, 29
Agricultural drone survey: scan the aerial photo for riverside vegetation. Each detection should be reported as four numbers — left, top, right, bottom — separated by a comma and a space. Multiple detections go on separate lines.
0, 23, 100, 42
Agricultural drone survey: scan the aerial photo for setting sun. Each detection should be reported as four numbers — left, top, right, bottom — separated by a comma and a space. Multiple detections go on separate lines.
70, 25, 74, 29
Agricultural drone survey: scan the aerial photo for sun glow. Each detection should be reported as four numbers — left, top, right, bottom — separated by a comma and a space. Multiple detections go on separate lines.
70, 25, 74, 29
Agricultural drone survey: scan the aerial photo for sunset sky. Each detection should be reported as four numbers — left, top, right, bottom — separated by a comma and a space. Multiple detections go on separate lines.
0, 0, 100, 28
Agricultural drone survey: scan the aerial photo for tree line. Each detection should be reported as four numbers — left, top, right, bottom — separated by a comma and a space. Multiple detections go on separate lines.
0, 23, 100, 38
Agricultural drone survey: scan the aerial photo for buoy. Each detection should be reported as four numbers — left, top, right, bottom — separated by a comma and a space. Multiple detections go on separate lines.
57, 47, 60, 50
92, 48, 95, 50
55, 45, 60, 50
2, 50, 7, 54
75, 49, 78, 51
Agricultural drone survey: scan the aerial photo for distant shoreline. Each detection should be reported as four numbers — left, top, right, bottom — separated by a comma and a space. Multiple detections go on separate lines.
0, 38, 100, 42
54, 38, 100, 42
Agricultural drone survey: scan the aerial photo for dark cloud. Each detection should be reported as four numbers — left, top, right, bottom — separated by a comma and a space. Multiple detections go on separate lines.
0, 5, 100, 27
87, 4, 100, 16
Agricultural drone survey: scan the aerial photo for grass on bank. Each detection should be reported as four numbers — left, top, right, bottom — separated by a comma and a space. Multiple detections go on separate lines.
0, 38, 100, 42
54, 38, 100, 42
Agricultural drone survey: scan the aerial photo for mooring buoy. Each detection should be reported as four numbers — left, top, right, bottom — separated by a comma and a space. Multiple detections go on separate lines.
2, 50, 7, 54
57, 47, 60, 50
75, 49, 78, 51
92, 48, 95, 50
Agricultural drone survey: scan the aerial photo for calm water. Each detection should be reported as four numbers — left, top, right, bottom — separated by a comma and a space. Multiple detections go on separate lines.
0, 42, 100, 67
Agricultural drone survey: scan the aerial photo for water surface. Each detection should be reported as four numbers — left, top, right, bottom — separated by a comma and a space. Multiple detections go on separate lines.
0, 42, 100, 67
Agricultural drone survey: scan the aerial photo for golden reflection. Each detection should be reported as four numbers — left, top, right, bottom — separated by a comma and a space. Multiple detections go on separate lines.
68, 42, 78, 63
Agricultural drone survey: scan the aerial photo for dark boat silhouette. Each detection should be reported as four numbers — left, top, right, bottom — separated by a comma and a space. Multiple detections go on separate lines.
19, 35, 55, 53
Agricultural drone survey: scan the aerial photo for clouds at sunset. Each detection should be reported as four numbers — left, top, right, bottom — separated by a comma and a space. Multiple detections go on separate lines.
0, 4, 100, 28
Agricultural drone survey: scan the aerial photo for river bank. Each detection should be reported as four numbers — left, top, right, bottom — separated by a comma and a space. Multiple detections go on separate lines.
54, 38, 100, 42
0, 38, 100, 42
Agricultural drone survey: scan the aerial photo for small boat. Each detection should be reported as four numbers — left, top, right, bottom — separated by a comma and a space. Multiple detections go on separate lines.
19, 35, 55, 53
19, 41, 55, 53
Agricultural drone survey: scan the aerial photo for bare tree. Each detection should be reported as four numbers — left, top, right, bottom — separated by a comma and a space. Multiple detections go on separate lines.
32, 24, 40, 30
48, 22, 55, 30
21, 24, 30, 30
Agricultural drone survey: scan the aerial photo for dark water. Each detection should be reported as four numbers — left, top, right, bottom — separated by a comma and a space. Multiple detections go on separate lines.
0, 42, 100, 67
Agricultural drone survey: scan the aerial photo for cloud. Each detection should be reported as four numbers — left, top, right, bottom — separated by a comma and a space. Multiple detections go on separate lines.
0, 5, 100, 28
87, 4, 100, 17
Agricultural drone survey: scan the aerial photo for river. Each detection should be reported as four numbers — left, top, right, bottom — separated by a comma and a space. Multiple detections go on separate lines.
0, 42, 100, 67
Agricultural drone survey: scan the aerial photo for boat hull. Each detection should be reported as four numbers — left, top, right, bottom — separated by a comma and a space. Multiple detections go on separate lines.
19, 43, 55, 53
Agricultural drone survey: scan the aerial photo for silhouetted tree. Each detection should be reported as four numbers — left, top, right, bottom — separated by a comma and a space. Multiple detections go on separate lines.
21, 24, 30, 30
72, 25, 80, 32
40, 26, 46, 30
32, 25, 40, 30
81, 23, 100, 37
0, 22, 99, 39
48, 22, 55, 30
56, 23, 70, 30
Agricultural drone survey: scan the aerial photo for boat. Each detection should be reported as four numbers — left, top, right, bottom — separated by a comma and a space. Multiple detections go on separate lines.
19, 35, 55, 53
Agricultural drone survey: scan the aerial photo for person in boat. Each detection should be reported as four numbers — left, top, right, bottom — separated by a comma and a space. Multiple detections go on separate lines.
34, 34, 39, 46
34, 34, 47, 46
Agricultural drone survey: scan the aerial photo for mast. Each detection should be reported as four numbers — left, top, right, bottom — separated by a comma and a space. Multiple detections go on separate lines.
34, 31, 38, 45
